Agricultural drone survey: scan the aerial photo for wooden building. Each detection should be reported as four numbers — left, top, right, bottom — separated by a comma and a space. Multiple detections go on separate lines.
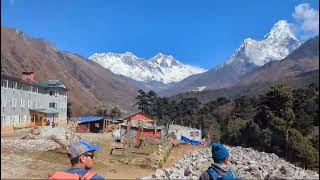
76, 116, 104, 133
119, 112, 163, 146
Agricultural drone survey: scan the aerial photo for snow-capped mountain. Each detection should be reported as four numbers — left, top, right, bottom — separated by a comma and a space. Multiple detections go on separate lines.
89, 52, 206, 84
224, 20, 301, 67
160, 20, 303, 96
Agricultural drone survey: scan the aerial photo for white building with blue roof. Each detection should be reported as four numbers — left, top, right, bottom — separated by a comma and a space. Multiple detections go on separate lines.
1, 72, 68, 130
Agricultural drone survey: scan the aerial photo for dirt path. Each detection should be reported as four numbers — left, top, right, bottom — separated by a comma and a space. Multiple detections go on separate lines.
1, 133, 203, 179
1, 133, 155, 179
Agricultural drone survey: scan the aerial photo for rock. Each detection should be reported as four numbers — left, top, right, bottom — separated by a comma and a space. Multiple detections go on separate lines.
184, 167, 192, 176
142, 145, 319, 180
280, 165, 287, 174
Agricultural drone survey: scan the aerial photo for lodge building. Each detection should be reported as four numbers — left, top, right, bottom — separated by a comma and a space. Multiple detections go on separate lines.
1, 72, 68, 129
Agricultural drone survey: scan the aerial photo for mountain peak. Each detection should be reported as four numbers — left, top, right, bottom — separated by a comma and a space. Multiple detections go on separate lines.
264, 20, 297, 41
151, 52, 178, 67
89, 52, 206, 84
123, 51, 135, 56
153, 52, 173, 59
223, 20, 301, 67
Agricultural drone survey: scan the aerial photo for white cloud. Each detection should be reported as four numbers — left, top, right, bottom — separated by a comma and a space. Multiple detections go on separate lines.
292, 3, 319, 36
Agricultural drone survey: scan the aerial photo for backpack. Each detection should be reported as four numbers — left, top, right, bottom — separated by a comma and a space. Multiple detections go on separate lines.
207, 165, 238, 180
48, 171, 97, 180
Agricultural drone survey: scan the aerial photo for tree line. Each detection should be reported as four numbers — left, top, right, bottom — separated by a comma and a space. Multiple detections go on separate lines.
135, 83, 319, 170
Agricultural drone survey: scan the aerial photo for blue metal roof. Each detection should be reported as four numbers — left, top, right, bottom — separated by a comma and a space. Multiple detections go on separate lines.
79, 116, 104, 123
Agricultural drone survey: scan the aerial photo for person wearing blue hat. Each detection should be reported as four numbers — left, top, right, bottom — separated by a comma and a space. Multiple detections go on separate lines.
49, 140, 105, 179
199, 143, 239, 180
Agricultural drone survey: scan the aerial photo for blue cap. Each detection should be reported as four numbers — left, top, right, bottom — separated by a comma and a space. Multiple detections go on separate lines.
68, 140, 101, 158
212, 143, 229, 163
79, 140, 101, 152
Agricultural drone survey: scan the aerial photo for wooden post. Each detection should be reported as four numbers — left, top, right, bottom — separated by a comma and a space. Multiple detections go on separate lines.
123, 118, 131, 155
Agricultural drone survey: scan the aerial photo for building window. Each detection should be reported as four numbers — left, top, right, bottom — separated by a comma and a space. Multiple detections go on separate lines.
32, 87, 37, 93
17, 82, 23, 90
13, 82, 18, 89
12, 98, 17, 107
11, 116, 19, 125
20, 99, 25, 108
49, 102, 57, 109
1, 80, 8, 88
39, 88, 45, 94
19, 115, 27, 124
1, 116, 9, 126
23, 85, 30, 92
8, 80, 14, 89
28, 100, 31, 108
1, 98, 7, 107
49, 90, 58, 96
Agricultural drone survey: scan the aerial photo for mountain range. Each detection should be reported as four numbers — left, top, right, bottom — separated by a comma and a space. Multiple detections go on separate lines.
1, 18, 318, 115
89, 52, 206, 84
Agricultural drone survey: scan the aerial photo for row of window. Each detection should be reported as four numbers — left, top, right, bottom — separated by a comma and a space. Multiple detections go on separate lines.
1, 98, 37, 108
1, 80, 67, 96
1, 115, 27, 126
1, 98, 67, 109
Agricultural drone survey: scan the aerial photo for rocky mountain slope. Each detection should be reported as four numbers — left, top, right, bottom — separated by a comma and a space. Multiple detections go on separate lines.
1, 26, 138, 116
89, 52, 206, 84
161, 20, 302, 96
143, 146, 319, 179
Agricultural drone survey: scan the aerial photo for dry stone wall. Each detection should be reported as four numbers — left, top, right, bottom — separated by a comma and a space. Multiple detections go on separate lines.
147, 139, 173, 169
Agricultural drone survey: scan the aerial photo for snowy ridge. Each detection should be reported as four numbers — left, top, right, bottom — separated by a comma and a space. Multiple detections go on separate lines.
89, 52, 206, 84
223, 20, 302, 67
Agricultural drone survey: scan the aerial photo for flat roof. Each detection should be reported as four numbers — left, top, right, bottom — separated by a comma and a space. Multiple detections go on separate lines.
30, 108, 59, 114
1, 74, 67, 90
79, 116, 104, 123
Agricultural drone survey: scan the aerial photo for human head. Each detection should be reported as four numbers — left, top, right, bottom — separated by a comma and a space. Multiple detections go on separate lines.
68, 140, 101, 170
211, 143, 230, 164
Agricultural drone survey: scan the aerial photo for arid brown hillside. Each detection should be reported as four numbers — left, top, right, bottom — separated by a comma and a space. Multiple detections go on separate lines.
1, 26, 138, 116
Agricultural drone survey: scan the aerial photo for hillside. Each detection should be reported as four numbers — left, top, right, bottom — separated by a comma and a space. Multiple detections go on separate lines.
1, 26, 138, 116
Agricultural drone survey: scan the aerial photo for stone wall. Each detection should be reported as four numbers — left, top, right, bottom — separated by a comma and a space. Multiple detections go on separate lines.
147, 139, 173, 169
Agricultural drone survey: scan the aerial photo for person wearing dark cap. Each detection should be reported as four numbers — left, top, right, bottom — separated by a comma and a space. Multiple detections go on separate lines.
199, 143, 239, 180
49, 140, 105, 180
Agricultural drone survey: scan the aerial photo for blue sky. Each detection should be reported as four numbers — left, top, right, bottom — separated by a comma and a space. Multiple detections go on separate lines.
1, 0, 319, 69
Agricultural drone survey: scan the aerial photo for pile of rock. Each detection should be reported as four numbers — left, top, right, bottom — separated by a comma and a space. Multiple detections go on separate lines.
1, 126, 80, 152
229, 146, 319, 179
1, 138, 60, 152
143, 145, 319, 179
147, 139, 173, 169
